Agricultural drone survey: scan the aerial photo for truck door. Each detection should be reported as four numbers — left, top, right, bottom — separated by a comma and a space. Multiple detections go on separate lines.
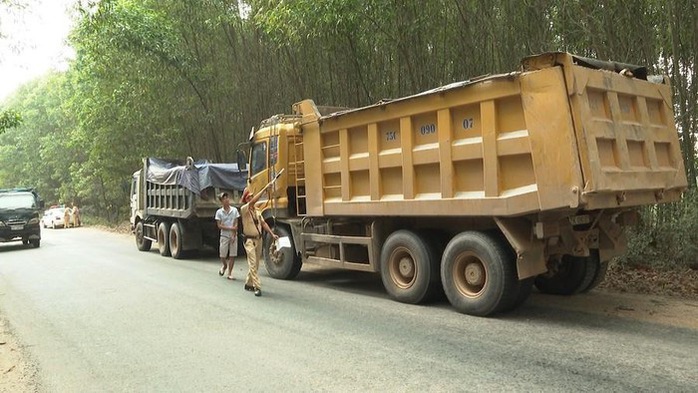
130, 171, 140, 227
248, 139, 269, 198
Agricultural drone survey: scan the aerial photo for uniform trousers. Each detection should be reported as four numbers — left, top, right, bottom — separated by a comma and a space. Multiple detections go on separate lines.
244, 237, 262, 289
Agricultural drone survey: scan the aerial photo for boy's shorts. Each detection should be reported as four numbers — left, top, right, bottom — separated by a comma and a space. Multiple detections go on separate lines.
219, 236, 237, 258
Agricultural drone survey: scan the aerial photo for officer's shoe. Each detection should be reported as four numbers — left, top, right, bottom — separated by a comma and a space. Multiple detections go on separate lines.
254, 288, 262, 297
244, 284, 254, 291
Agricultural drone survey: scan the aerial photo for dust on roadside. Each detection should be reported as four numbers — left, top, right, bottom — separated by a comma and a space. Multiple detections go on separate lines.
531, 290, 698, 330
0, 314, 39, 393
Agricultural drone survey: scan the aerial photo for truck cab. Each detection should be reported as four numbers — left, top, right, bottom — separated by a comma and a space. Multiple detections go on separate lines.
0, 188, 44, 248
245, 116, 304, 218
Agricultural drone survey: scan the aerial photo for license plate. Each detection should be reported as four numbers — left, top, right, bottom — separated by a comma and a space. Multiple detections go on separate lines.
10, 225, 23, 231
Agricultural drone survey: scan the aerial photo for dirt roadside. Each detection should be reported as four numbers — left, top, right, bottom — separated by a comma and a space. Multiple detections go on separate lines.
532, 290, 698, 330
0, 314, 39, 393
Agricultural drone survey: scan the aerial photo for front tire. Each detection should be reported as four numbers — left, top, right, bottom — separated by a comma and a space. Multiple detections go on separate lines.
380, 230, 440, 305
30, 239, 40, 248
441, 232, 518, 316
135, 221, 152, 252
157, 222, 171, 257
264, 225, 302, 280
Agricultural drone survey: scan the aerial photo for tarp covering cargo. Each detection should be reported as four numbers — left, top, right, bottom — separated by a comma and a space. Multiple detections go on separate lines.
145, 157, 247, 195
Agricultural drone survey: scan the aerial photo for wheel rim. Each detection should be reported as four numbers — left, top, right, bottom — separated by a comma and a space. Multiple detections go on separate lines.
158, 227, 165, 245
453, 251, 488, 298
268, 241, 283, 266
388, 246, 417, 289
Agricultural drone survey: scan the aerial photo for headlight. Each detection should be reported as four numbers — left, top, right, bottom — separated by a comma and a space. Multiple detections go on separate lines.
28, 218, 40, 225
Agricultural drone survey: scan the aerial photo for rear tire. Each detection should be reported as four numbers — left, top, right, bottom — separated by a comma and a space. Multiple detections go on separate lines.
535, 252, 598, 295
380, 230, 440, 305
496, 237, 533, 312
500, 277, 534, 312
441, 231, 518, 316
135, 221, 152, 252
263, 225, 302, 280
169, 222, 184, 259
580, 253, 607, 293
157, 222, 171, 257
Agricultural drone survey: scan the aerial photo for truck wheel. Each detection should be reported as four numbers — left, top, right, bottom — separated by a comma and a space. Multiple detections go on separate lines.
535, 253, 597, 295
157, 222, 171, 257
440, 231, 517, 316
500, 277, 534, 312
169, 222, 185, 259
580, 253, 607, 293
496, 237, 533, 312
380, 230, 440, 305
263, 225, 302, 280
135, 221, 152, 252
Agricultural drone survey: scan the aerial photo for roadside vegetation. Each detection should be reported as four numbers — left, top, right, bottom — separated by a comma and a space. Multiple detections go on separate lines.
0, 0, 696, 288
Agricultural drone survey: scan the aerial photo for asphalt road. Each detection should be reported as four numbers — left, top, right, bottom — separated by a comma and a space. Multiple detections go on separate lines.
0, 227, 697, 392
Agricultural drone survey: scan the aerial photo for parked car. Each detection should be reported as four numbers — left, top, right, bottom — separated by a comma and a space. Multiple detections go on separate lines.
0, 188, 43, 247
41, 208, 66, 229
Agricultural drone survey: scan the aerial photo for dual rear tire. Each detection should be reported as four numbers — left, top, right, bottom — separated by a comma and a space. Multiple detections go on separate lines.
380, 230, 441, 304
168, 222, 184, 259
157, 222, 171, 257
380, 230, 525, 316
136, 220, 187, 259
535, 251, 606, 295
440, 232, 521, 316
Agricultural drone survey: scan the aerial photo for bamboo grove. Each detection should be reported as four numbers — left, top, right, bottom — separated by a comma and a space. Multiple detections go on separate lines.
0, 0, 696, 267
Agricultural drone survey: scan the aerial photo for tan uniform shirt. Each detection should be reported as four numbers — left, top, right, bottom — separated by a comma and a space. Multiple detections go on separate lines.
240, 204, 263, 238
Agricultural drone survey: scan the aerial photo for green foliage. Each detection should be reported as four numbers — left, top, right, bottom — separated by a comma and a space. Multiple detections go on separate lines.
621, 189, 698, 269
0, 109, 22, 133
0, 0, 696, 265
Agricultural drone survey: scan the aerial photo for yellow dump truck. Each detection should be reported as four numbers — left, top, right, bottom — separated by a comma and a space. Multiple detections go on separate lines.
242, 53, 687, 316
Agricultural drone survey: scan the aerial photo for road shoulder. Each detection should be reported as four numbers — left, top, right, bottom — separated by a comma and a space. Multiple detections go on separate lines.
0, 313, 38, 393
530, 290, 698, 330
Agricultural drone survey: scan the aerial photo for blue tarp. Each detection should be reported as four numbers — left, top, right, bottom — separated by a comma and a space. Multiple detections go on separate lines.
145, 158, 247, 195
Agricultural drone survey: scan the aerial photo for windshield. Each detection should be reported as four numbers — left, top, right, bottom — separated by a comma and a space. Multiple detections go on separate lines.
0, 192, 36, 209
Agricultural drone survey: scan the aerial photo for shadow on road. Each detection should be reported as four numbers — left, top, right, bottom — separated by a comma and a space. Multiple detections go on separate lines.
295, 268, 386, 298
0, 243, 36, 253
288, 267, 697, 332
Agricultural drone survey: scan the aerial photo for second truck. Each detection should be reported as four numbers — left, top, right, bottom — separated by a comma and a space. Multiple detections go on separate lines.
241, 52, 687, 316
130, 157, 247, 258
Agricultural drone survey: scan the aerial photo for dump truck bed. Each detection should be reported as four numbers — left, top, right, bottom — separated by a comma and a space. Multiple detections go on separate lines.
142, 158, 246, 219
295, 53, 687, 217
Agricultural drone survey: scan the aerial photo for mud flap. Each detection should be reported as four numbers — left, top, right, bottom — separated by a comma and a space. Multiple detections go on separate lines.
494, 217, 547, 280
